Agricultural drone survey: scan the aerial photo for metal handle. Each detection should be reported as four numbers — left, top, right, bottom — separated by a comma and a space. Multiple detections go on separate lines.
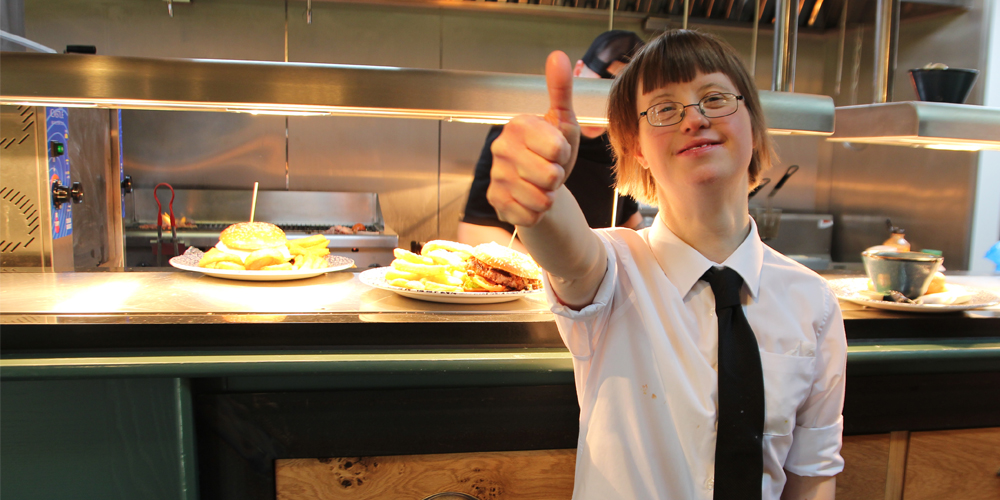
70, 182, 84, 204
748, 177, 771, 199
51, 181, 82, 208
768, 164, 800, 198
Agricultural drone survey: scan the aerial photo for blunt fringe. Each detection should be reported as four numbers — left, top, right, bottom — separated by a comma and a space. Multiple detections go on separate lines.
607, 29, 776, 206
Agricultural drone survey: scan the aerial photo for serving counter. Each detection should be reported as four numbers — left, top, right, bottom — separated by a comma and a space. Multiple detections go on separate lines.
2, 271, 999, 500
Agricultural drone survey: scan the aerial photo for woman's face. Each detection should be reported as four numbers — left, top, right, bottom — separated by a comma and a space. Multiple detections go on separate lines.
633, 71, 754, 199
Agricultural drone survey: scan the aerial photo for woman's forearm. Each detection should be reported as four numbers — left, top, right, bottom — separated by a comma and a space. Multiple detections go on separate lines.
517, 186, 607, 308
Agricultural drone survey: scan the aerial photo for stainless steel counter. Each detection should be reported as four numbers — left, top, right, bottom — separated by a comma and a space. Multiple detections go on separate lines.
1, 271, 998, 381
0, 270, 553, 319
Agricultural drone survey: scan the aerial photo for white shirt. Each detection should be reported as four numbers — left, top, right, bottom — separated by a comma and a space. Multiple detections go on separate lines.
544, 216, 847, 500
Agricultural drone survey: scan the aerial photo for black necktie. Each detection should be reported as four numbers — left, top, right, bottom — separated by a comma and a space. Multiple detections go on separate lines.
701, 266, 765, 500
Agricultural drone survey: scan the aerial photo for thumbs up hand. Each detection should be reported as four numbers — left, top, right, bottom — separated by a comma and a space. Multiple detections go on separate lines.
487, 51, 581, 228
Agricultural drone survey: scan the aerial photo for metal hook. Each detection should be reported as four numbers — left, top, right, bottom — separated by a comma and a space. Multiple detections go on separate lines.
168, 0, 173, 18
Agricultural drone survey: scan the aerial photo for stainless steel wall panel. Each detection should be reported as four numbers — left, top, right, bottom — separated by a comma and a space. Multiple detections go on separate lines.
440, 121, 492, 240
287, 2, 441, 68
68, 108, 113, 269
827, 143, 975, 268
286, 116, 440, 245
25, 0, 285, 60
287, 5, 442, 246
120, 111, 287, 192
440, 11, 644, 74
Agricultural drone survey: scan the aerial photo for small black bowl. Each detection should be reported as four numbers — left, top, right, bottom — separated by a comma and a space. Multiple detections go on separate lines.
909, 68, 979, 104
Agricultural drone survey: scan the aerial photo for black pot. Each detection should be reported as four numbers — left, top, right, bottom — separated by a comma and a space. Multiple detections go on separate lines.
909, 68, 979, 104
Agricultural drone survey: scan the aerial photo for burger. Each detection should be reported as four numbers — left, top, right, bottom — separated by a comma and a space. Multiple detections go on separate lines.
198, 221, 292, 270
466, 242, 543, 292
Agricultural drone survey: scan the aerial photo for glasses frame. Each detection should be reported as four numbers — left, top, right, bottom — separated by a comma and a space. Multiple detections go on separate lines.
639, 93, 745, 127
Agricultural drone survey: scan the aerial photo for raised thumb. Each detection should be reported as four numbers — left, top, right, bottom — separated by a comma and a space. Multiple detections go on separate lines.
544, 51, 578, 131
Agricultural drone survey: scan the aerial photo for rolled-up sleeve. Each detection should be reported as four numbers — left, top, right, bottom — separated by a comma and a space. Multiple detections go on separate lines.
784, 286, 848, 476
543, 235, 619, 361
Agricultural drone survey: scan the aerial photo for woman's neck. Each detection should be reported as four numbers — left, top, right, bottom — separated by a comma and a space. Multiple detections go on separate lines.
657, 183, 750, 264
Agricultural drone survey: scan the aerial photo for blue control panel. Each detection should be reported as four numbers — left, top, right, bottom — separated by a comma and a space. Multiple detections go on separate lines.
45, 107, 72, 239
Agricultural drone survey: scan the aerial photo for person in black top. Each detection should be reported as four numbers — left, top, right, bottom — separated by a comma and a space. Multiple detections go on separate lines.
459, 30, 645, 253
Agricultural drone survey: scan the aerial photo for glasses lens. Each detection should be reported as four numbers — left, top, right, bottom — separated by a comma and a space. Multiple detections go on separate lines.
701, 94, 738, 118
648, 102, 681, 126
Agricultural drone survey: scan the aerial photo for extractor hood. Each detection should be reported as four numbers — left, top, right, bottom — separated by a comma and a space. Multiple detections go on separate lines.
828, 102, 1000, 151
0, 52, 833, 135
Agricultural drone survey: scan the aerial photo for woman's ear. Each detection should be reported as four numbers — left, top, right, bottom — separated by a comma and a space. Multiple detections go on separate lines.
634, 142, 650, 170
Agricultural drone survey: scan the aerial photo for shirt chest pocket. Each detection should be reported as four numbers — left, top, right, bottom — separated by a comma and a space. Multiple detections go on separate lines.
759, 350, 815, 436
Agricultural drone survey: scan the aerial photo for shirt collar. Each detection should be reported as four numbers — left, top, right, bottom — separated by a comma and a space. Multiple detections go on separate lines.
646, 214, 764, 300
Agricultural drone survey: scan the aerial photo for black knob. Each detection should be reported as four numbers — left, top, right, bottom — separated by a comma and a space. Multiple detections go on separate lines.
52, 181, 70, 208
70, 182, 84, 204
121, 175, 133, 194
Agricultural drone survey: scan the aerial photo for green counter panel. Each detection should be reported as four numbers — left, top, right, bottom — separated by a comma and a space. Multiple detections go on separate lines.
1, 378, 197, 500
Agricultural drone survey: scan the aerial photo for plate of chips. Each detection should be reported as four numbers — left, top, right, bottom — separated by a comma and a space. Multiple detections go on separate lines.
359, 267, 542, 304
170, 248, 354, 282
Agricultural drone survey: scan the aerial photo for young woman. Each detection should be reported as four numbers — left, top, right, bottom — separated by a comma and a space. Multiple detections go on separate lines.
487, 30, 846, 500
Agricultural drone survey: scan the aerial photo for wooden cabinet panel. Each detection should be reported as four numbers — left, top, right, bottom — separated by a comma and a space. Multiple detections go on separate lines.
276, 449, 576, 500
903, 427, 1000, 500
837, 434, 892, 500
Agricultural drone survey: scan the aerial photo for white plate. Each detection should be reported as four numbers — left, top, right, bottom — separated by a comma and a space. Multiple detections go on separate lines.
829, 277, 1000, 313
169, 250, 354, 282
359, 267, 543, 304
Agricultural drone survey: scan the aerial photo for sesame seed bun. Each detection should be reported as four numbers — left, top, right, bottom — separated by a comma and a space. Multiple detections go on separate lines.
219, 222, 287, 251
472, 242, 541, 281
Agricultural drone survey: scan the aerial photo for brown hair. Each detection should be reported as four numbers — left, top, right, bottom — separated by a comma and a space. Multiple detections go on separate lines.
607, 29, 776, 206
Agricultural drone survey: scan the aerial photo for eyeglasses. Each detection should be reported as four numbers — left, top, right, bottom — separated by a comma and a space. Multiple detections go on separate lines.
639, 93, 744, 127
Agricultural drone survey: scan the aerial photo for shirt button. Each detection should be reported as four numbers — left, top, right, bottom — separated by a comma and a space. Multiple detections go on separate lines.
705, 477, 715, 490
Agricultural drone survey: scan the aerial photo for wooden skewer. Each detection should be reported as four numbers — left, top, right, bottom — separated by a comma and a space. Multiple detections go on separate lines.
250, 182, 259, 222
508, 228, 518, 249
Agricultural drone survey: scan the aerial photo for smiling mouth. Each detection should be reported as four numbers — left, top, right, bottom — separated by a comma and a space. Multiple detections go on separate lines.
679, 142, 721, 154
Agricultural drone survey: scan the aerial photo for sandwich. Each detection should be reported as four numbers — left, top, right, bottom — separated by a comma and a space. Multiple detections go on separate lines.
198, 221, 293, 270
466, 242, 542, 292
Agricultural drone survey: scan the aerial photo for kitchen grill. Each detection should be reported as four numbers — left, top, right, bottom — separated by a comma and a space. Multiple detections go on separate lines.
124, 189, 397, 269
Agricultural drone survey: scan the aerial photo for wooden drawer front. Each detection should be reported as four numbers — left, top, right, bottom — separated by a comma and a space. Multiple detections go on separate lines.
837, 434, 891, 500
276, 449, 576, 500
903, 427, 1000, 500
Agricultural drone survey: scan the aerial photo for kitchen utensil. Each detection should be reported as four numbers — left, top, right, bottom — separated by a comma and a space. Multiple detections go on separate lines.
861, 251, 944, 299
768, 164, 799, 199
154, 183, 179, 266
909, 68, 979, 104
748, 177, 771, 199
757, 165, 798, 240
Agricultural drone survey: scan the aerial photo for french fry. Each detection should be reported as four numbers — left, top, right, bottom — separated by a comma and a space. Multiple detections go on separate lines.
425, 249, 465, 268
295, 234, 329, 248
302, 246, 330, 257
309, 254, 327, 270
393, 248, 435, 265
215, 261, 247, 271
420, 279, 463, 292
262, 263, 294, 271
388, 278, 425, 290
391, 259, 446, 275
386, 268, 420, 281
422, 270, 463, 287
